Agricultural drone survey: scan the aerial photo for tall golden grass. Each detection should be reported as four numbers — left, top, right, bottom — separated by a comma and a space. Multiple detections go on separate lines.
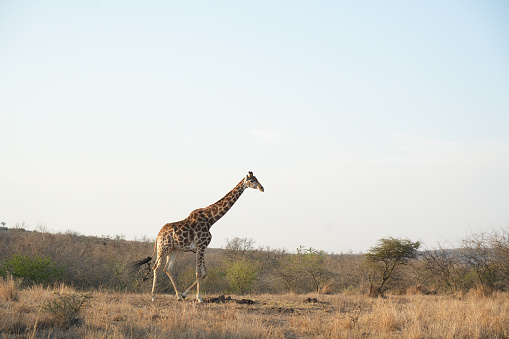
1, 278, 508, 338
0, 274, 18, 302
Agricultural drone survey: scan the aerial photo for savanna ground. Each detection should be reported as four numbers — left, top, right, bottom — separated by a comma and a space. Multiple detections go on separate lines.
1, 278, 508, 339
3, 227, 509, 338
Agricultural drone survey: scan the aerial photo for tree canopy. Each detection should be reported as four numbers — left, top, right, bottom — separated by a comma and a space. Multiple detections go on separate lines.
364, 237, 420, 297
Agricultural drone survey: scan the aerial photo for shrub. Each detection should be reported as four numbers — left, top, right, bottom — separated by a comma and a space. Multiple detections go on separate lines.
203, 266, 229, 294
296, 246, 335, 293
225, 259, 258, 294
1, 254, 65, 286
41, 291, 93, 329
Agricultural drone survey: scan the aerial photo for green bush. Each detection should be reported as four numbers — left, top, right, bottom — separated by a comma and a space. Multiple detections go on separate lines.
0, 254, 65, 286
225, 259, 258, 294
203, 266, 229, 294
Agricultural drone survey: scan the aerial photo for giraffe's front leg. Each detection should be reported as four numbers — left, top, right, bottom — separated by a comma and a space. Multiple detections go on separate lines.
181, 249, 207, 301
195, 249, 207, 303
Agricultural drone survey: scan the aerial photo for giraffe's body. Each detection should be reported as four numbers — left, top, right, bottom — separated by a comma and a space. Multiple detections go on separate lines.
134, 171, 264, 302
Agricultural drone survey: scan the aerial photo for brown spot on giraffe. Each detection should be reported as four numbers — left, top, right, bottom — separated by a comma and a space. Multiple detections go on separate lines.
132, 171, 264, 303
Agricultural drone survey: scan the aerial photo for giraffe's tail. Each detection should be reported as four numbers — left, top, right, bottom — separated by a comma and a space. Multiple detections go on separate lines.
129, 242, 157, 274
131, 256, 152, 269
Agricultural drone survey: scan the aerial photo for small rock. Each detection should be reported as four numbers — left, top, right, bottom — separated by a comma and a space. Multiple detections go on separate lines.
304, 297, 318, 303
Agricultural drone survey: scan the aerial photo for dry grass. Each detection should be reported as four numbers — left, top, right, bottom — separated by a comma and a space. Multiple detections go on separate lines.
0, 275, 19, 302
1, 286, 509, 338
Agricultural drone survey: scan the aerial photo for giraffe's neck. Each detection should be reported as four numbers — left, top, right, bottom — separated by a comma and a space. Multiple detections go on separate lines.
205, 178, 246, 226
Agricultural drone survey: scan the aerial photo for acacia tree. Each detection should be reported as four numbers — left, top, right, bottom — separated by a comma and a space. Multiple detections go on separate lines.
364, 237, 420, 297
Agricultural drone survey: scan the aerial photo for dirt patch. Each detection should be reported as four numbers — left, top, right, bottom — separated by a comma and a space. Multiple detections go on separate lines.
203, 295, 256, 305
270, 307, 295, 314
237, 298, 256, 305
204, 295, 232, 303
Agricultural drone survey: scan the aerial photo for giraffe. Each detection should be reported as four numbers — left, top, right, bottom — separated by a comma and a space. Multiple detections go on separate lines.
132, 171, 264, 303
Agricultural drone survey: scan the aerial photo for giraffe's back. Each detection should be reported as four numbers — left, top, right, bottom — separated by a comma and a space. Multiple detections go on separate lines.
156, 219, 211, 255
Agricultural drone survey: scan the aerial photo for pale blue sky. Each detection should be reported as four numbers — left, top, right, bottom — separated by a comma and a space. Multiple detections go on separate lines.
1, 1, 508, 252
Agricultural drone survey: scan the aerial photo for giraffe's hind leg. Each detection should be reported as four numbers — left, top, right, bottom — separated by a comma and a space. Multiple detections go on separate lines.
151, 256, 162, 302
163, 251, 183, 301
182, 280, 197, 299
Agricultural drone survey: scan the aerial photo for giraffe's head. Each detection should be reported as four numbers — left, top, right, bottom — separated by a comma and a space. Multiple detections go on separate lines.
244, 171, 264, 192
